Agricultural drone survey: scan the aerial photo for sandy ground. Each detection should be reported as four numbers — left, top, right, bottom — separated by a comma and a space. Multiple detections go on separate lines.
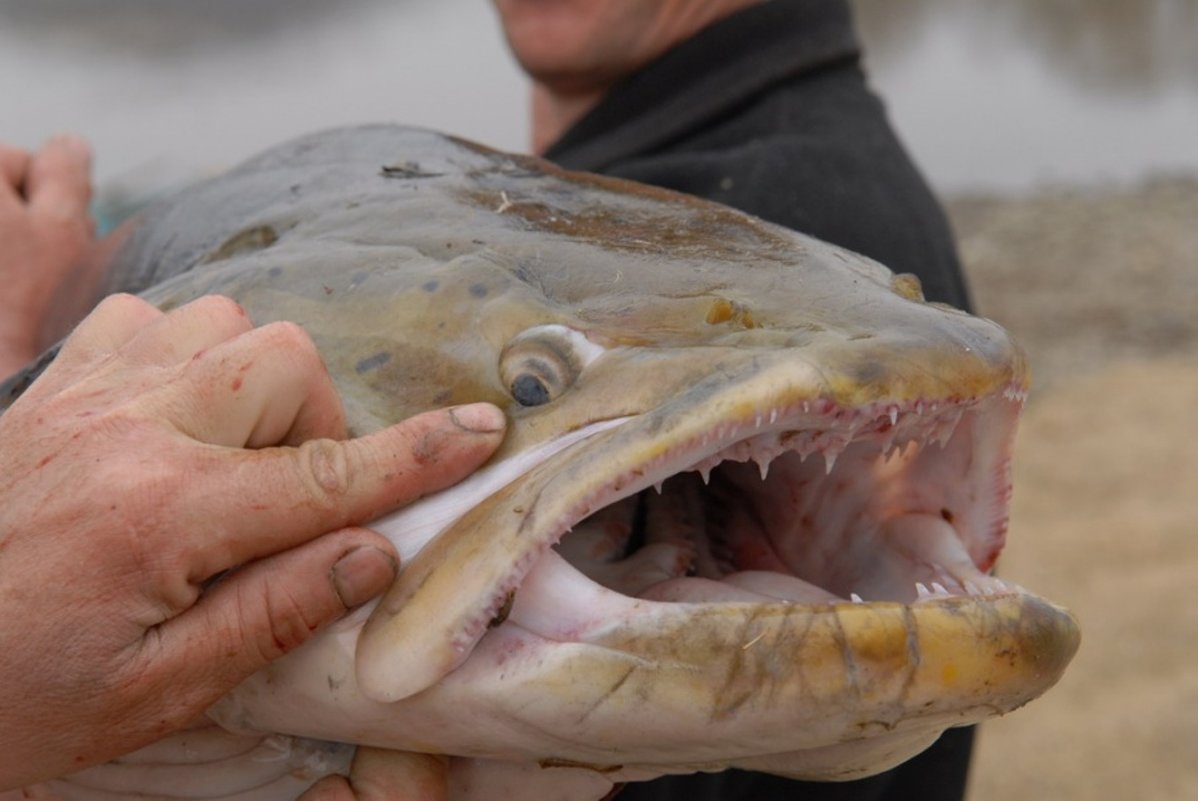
947, 176, 1198, 800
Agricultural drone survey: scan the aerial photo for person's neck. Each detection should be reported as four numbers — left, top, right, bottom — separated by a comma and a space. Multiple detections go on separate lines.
530, 83, 608, 155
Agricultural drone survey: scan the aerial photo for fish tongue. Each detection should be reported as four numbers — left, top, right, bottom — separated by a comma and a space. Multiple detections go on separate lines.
505, 549, 650, 640
722, 571, 843, 603
636, 572, 840, 603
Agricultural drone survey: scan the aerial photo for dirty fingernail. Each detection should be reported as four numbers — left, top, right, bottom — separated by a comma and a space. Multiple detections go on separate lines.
448, 403, 506, 434
332, 546, 398, 609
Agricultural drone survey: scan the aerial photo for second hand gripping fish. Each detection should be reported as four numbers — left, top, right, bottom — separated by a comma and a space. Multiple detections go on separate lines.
25, 126, 1078, 800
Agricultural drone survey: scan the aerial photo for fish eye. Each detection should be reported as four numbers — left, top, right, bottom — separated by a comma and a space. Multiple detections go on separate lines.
510, 372, 552, 406
499, 325, 606, 408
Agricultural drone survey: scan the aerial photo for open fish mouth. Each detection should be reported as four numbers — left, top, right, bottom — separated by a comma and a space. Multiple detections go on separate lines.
554, 389, 1020, 610
344, 351, 1078, 774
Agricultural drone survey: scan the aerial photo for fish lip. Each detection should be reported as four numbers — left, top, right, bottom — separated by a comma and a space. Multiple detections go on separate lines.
355, 358, 1047, 703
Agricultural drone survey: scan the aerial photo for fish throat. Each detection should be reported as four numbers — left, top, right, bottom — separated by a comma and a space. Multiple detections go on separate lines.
554, 390, 1019, 609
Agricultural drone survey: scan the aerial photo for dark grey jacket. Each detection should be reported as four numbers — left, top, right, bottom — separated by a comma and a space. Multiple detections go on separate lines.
547, 0, 971, 312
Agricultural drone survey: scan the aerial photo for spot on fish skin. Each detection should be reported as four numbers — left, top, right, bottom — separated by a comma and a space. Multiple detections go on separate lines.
705, 298, 758, 328
231, 377, 243, 391
891, 273, 926, 302
355, 352, 393, 374
379, 161, 445, 179
469, 283, 489, 298
204, 225, 278, 264
423, 280, 439, 293
268, 266, 283, 279
850, 361, 886, 385
707, 298, 736, 325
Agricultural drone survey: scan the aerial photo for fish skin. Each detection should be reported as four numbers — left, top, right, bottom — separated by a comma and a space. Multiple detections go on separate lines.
9, 126, 1078, 800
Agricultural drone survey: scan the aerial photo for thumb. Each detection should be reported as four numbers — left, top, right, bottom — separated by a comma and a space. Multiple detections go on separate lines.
183, 403, 508, 581
26, 134, 93, 223
153, 527, 398, 710
299, 750, 449, 801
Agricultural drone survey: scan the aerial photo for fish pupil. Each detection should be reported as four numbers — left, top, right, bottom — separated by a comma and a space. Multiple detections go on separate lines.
511, 373, 551, 406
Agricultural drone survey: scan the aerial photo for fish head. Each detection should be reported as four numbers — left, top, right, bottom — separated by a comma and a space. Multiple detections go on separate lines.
100, 126, 1078, 787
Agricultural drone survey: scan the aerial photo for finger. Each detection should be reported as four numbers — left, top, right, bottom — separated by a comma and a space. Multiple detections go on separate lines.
0, 143, 31, 208
25, 134, 93, 224
170, 319, 346, 449
154, 527, 398, 708
298, 776, 355, 801
185, 403, 505, 578
119, 294, 254, 366
34, 294, 162, 392
354, 750, 449, 800
33, 219, 141, 348
298, 751, 449, 801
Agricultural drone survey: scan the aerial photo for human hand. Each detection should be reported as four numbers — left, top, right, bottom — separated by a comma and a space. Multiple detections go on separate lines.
0, 135, 103, 377
299, 750, 448, 801
0, 293, 506, 790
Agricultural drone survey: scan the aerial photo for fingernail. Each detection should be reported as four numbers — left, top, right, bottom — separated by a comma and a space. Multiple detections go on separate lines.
331, 546, 398, 609
448, 403, 506, 434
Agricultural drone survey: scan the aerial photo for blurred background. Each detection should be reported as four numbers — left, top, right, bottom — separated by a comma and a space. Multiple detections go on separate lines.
2, 1, 1196, 798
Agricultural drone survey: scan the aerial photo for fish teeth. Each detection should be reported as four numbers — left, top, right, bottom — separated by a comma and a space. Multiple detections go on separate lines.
768, 408, 778, 425
850, 592, 864, 604
888, 406, 899, 427
653, 480, 665, 494
756, 457, 772, 481
934, 410, 964, 448
964, 580, 982, 596
699, 466, 712, 485
931, 581, 950, 596
915, 582, 932, 600
933, 423, 953, 449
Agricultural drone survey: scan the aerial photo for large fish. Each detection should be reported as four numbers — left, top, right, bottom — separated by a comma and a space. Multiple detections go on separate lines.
12, 126, 1078, 800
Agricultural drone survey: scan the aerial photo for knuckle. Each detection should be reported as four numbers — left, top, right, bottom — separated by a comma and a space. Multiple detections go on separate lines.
190, 294, 253, 331
251, 583, 323, 662
96, 292, 156, 319
260, 321, 329, 373
261, 320, 317, 354
293, 437, 355, 512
